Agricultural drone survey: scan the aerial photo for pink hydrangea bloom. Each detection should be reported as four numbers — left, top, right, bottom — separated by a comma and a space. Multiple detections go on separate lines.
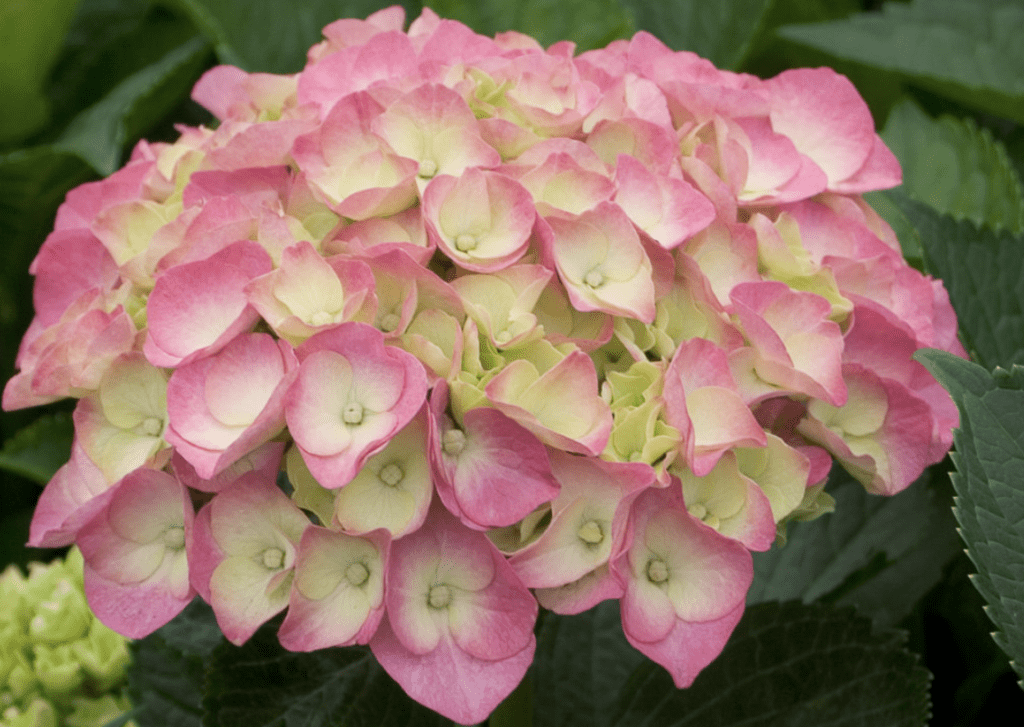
4, 6, 965, 721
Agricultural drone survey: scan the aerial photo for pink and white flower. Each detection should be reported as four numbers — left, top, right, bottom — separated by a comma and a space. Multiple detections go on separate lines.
189, 471, 311, 644
611, 485, 752, 687
78, 469, 195, 638
165, 333, 298, 479
286, 322, 428, 488
371, 502, 537, 725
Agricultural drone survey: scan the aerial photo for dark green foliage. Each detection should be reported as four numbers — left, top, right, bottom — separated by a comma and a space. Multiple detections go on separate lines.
916, 352, 1024, 689
610, 601, 931, 727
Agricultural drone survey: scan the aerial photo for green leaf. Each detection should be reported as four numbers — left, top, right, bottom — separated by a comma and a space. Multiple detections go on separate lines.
1006, 126, 1024, 189
171, 0, 410, 74
202, 617, 453, 727
47, 0, 205, 134
0, 413, 74, 484
150, 596, 227, 659
610, 601, 931, 727
54, 34, 211, 175
778, 0, 1024, 123
0, 0, 80, 145
743, 0, 860, 65
619, 0, 775, 70
892, 193, 1024, 370
881, 98, 1024, 233
128, 598, 225, 727
427, 0, 633, 53
915, 350, 1024, 689
530, 601, 645, 727
749, 466, 959, 627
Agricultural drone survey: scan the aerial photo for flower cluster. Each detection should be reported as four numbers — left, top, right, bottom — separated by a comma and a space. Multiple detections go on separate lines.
3, 6, 963, 723
0, 549, 133, 727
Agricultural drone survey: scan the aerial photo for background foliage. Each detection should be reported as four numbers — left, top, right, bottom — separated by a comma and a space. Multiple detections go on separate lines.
2, 0, 1022, 725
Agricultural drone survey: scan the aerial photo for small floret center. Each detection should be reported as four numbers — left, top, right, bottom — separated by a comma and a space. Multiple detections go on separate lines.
345, 562, 370, 586
140, 417, 163, 437
577, 519, 604, 545
310, 310, 334, 327
688, 503, 708, 520
380, 312, 401, 332
428, 584, 452, 609
442, 429, 467, 456
162, 525, 185, 550
378, 463, 404, 486
261, 547, 285, 570
646, 557, 669, 584
455, 233, 478, 252
584, 269, 605, 288
418, 159, 438, 178
343, 402, 364, 425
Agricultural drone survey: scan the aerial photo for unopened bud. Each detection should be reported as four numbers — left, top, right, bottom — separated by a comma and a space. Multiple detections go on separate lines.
442, 429, 466, 456
646, 558, 669, 584
378, 463, 404, 486
261, 548, 285, 570
343, 402, 364, 425
577, 520, 603, 545
427, 584, 452, 609
345, 562, 370, 587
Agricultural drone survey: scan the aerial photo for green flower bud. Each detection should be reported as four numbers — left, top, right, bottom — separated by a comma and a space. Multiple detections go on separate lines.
65, 694, 134, 727
0, 567, 31, 635
33, 644, 84, 699
28, 580, 90, 646
774, 482, 836, 545
6, 653, 36, 704
605, 398, 680, 467
1, 549, 133, 727
1, 697, 57, 727
72, 621, 131, 693
0, 622, 26, 685
604, 360, 663, 410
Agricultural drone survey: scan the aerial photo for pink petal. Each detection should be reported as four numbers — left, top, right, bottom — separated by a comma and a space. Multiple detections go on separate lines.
28, 443, 116, 548
438, 406, 560, 530
765, 68, 875, 188
626, 601, 745, 688
144, 241, 273, 368
371, 614, 535, 726
278, 527, 389, 651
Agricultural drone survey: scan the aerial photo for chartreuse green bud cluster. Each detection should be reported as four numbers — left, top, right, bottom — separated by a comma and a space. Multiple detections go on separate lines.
0, 548, 133, 727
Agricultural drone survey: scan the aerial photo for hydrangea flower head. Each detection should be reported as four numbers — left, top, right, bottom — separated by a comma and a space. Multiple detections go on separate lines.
4, 6, 964, 723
